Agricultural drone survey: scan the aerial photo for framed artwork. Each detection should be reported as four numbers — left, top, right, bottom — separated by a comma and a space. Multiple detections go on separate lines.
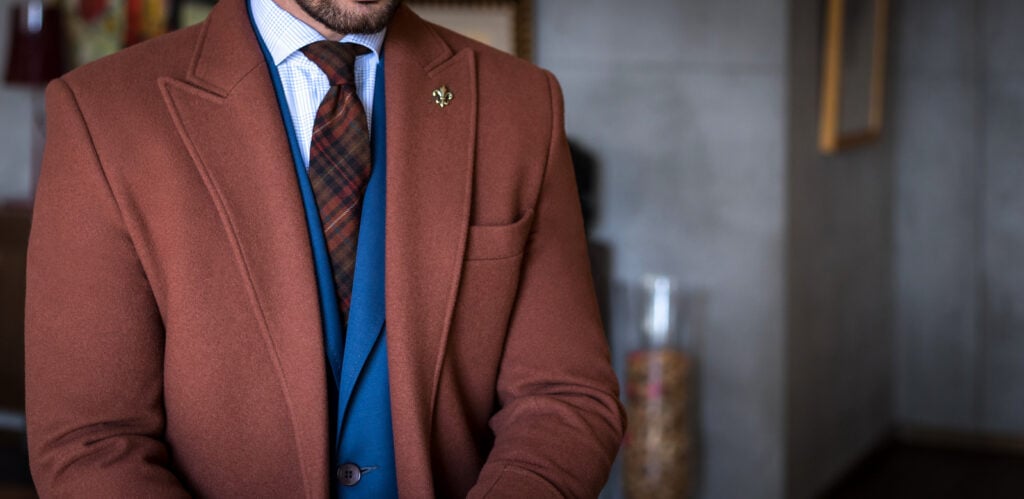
406, 0, 532, 60
817, 0, 890, 154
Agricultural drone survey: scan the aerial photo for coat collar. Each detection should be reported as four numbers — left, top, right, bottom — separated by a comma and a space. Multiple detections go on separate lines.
382, 5, 478, 494
183, 0, 266, 97
161, 0, 328, 495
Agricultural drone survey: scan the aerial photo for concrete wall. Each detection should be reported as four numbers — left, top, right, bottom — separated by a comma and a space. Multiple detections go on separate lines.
783, 2, 894, 498
534, 1, 790, 497
892, 0, 981, 431
893, 0, 1024, 436
981, 0, 1024, 434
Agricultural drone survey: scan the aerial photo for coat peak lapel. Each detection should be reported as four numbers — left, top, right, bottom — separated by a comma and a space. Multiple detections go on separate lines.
384, 5, 455, 72
382, 6, 478, 494
186, 0, 265, 97
336, 117, 387, 424
162, 0, 329, 495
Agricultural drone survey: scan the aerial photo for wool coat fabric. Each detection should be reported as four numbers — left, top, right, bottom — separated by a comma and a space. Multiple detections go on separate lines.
24, 1, 625, 497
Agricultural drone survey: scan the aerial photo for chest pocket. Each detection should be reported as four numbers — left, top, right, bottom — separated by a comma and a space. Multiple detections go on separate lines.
464, 209, 534, 261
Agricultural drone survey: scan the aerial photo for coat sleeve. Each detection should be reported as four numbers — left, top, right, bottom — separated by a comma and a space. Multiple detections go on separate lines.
468, 71, 627, 498
24, 78, 189, 497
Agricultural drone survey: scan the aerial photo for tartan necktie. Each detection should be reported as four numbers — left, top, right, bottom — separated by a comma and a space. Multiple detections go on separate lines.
301, 40, 372, 324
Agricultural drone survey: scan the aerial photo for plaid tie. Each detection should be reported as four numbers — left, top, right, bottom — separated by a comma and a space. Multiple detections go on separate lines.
301, 41, 372, 324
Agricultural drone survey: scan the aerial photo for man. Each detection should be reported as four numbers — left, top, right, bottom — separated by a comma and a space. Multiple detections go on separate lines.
24, 0, 625, 496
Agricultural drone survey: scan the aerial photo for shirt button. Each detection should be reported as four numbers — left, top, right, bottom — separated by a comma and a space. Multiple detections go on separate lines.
337, 462, 362, 486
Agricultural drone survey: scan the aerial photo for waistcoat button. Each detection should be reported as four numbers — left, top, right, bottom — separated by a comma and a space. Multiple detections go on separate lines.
337, 463, 362, 486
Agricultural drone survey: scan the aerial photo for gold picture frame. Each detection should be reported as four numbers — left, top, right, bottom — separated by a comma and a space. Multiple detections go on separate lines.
818, 0, 890, 154
406, 0, 532, 60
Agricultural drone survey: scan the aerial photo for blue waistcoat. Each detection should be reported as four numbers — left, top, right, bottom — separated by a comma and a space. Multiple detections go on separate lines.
248, 6, 398, 497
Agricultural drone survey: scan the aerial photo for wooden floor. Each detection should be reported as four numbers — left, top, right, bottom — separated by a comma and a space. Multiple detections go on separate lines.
822, 442, 1024, 499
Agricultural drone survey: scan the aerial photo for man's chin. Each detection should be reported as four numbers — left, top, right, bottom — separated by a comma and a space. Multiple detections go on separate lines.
297, 0, 400, 35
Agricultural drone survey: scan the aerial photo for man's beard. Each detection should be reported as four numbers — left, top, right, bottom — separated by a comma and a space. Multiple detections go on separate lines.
295, 0, 400, 35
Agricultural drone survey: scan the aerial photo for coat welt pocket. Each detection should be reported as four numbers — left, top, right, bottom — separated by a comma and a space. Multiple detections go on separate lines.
464, 209, 535, 261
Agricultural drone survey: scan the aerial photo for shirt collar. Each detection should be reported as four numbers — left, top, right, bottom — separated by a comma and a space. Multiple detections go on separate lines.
249, 0, 386, 66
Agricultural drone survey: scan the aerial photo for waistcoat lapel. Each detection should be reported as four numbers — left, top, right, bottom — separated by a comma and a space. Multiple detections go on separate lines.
382, 6, 477, 494
336, 63, 388, 428
159, 0, 328, 495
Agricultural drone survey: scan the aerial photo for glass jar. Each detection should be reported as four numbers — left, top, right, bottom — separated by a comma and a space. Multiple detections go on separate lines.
623, 275, 697, 499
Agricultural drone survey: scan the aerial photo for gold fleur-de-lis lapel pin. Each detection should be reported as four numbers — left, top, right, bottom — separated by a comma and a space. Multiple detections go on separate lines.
432, 85, 453, 108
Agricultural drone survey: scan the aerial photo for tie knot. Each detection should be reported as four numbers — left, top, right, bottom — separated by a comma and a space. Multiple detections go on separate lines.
300, 41, 370, 86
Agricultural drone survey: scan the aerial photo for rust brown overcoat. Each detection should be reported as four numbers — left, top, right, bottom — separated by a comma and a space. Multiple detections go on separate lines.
24, 1, 625, 497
